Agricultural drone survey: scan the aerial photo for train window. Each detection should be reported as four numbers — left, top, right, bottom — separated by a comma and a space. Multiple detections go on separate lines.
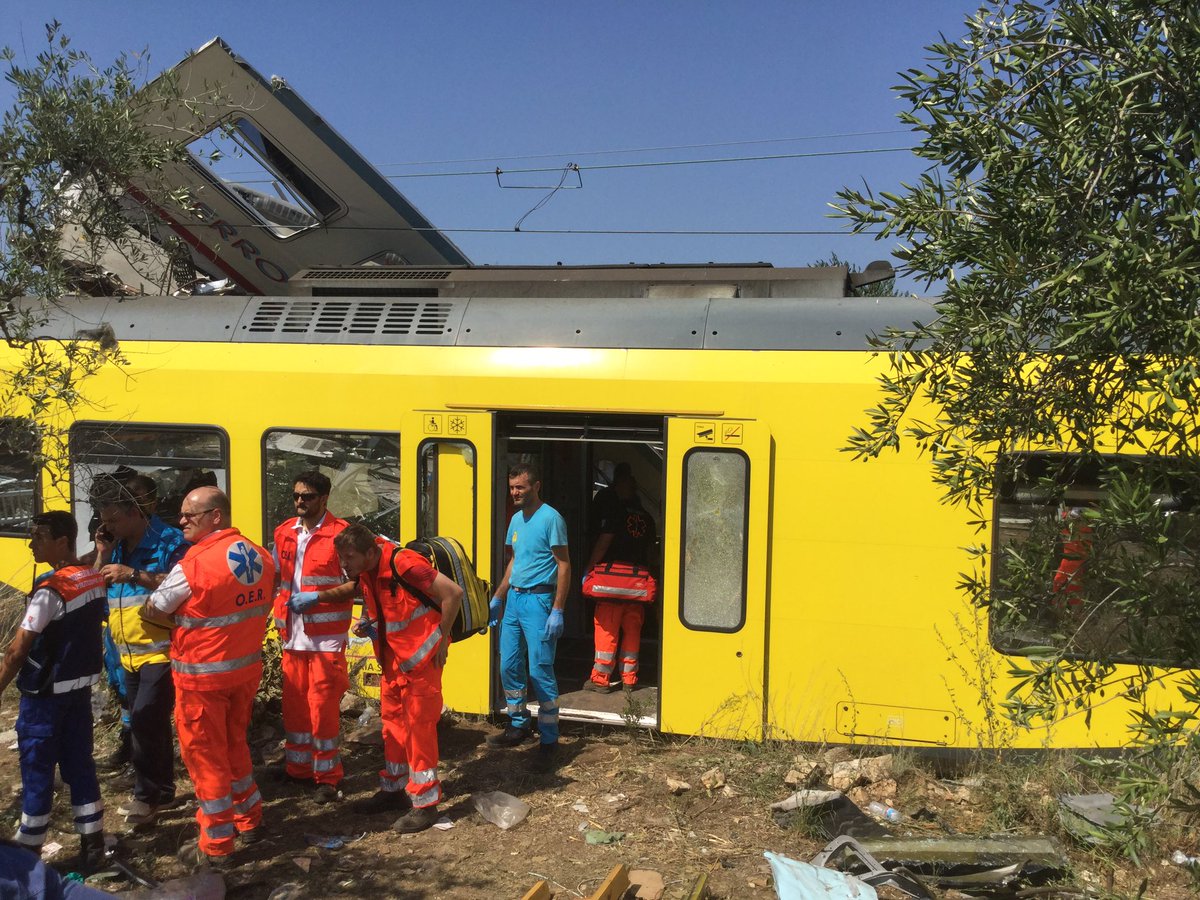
0, 418, 39, 537
187, 117, 341, 239
263, 429, 400, 540
680, 449, 748, 632
70, 424, 228, 541
990, 452, 1200, 667
418, 440, 476, 557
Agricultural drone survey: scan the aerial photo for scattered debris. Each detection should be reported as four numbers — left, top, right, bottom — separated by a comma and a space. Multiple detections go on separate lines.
473, 790, 531, 830
292, 856, 312, 873
1058, 792, 1156, 846
266, 884, 303, 900
1171, 849, 1199, 868
811, 835, 933, 899
573, 801, 591, 814
432, 816, 454, 831
700, 767, 725, 791
0, 729, 16, 744
765, 850, 878, 900
584, 828, 625, 845
771, 789, 844, 811
339, 691, 368, 715
667, 777, 691, 795
40, 841, 62, 860
784, 758, 825, 788
601, 792, 626, 804
127, 871, 224, 899
830, 754, 894, 791
628, 868, 665, 899
303, 832, 366, 850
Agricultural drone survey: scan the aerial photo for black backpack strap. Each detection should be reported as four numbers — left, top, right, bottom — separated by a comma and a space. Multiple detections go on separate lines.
389, 546, 440, 611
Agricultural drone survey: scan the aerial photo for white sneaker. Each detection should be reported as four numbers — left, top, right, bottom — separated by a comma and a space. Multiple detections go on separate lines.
118, 798, 152, 818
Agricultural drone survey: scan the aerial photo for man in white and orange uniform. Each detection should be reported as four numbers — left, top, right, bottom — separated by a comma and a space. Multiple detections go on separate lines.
142, 486, 274, 868
336, 523, 462, 834
271, 470, 355, 804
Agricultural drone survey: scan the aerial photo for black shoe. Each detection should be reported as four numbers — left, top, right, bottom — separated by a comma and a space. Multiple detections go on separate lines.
531, 741, 560, 774
74, 832, 109, 872
392, 805, 439, 834
96, 731, 132, 773
350, 789, 411, 815
486, 725, 531, 748
313, 783, 341, 805
237, 826, 263, 846
582, 679, 616, 693
179, 839, 234, 870
269, 766, 311, 786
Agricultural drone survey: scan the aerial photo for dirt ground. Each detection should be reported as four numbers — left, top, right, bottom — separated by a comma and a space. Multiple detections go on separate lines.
2, 697, 1198, 900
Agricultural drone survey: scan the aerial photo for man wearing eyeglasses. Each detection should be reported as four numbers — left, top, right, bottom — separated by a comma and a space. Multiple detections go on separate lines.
141, 487, 275, 869
269, 470, 354, 804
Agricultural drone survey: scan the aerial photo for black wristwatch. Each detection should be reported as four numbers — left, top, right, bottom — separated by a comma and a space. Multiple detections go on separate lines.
130, 568, 141, 584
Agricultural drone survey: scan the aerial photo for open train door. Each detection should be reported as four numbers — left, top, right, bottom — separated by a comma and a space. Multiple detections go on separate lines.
660, 417, 770, 739
401, 410, 495, 716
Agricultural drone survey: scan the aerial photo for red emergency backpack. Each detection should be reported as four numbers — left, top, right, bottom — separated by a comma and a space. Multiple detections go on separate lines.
582, 562, 657, 604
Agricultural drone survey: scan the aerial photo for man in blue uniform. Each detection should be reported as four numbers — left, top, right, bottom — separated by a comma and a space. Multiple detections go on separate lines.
487, 463, 571, 769
0, 512, 109, 870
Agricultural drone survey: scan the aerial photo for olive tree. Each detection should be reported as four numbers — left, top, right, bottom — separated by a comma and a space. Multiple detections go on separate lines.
833, 0, 1200, 855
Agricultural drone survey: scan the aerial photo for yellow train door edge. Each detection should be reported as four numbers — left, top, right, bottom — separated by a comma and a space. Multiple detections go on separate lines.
401, 409, 494, 716
660, 417, 769, 739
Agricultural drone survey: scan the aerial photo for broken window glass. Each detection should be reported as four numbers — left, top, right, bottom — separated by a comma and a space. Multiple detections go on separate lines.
990, 452, 1200, 667
681, 450, 747, 631
187, 117, 340, 238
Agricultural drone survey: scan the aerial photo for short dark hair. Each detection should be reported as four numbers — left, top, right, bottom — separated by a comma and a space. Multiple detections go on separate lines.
613, 462, 633, 481
508, 462, 540, 484
32, 510, 77, 544
334, 522, 376, 555
294, 469, 331, 497
126, 474, 158, 503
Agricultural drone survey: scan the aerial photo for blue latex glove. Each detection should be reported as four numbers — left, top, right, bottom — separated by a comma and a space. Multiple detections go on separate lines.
488, 597, 502, 628
287, 591, 320, 613
543, 608, 564, 641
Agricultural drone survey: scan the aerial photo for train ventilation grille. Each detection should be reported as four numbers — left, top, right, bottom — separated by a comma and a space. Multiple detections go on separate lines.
295, 268, 453, 281
246, 299, 453, 335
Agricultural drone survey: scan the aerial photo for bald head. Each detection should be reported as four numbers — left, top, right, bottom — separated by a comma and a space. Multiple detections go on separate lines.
179, 486, 231, 541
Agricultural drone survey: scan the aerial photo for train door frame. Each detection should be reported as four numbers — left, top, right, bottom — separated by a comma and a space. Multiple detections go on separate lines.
492, 412, 666, 728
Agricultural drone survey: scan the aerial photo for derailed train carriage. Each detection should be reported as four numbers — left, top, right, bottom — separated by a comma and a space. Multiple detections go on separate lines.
0, 37, 1191, 749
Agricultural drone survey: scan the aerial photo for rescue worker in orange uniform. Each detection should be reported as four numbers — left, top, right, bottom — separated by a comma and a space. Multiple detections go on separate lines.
141, 487, 275, 868
1052, 506, 1092, 608
271, 470, 355, 804
584, 463, 657, 691
336, 523, 462, 834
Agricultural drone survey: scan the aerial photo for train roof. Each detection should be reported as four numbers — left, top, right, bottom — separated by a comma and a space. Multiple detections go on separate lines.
32, 263, 934, 351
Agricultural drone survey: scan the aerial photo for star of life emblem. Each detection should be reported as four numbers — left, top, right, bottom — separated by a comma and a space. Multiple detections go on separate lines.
227, 541, 264, 586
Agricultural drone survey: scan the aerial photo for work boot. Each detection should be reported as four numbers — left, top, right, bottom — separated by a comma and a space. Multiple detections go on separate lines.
350, 789, 411, 815
392, 805, 440, 834
118, 798, 159, 826
178, 839, 234, 870
530, 741, 560, 774
96, 729, 132, 772
75, 832, 109, 872
313, 783, 341, 805
485, 725, 531, 748
237, 825, 264, 846
582, 678, 615, 693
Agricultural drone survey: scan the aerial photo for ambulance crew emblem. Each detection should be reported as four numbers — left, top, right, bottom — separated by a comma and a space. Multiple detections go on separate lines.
227, 541, 264, 586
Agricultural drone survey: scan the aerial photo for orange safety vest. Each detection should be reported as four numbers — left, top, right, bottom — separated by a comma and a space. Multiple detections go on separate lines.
272, 515, 352, 640
360, 538, 442, 675
171, 528, 276, 690
1052, 509, 1092, 604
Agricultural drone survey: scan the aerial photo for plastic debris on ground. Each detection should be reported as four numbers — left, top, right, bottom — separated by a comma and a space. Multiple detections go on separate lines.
472, 790, 531, 830
432, 816, 454, 831
572, 801, 591, 814
304, 832, 366, 850
1172, 850, 1200, 868
266, 884, 303, 900
40, 841, 63, 860
127, 871, 225, 899
1058, 792, 1156, 847
584, 828, 626, 845
770, 790, 888, 840
765, 850, 878, 900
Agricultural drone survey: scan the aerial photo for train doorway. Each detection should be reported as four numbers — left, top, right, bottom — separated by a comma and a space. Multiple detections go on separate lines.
495, 412, 664, 727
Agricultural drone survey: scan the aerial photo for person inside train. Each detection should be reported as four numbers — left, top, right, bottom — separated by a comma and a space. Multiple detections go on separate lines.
486, 463, 571, 772
583, 462, 657, 692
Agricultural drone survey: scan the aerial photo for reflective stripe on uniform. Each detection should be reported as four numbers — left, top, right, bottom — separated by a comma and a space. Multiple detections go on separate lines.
118, 639, 172, 652
302, 576, 344, 586
234, 790, 262, 814
53, 674, 99, 693
205, 822, 236, 839
399, 628, 442, 673
591, 585, 649, 598
385, 760, 409, 777
20, 812, 50, 829
313, 736, 339, 751
232, 775, 254, 794
108, 595, 148, 609
176, 606, 270, 629
383, 605, 435, 633
410, 784, 440, 807
286, 731, 314, 745
14, 830, 43, 847
274, 617, 286, 630
77, 818, 103, 835
172, 652, 259, 676
72, 801, 103, 817
285, 749, 312, 764
621, 661, 638, 673
539, 705, 560, 725
313, 755, 340, 773
380, 777, 404, 792
304, 610, 352, 624
595, 650, 615, 662
504, 689, 525, 701
63, 590, 105, 613
594, 661, 614, 674
199, 795, 233, 815
410, 768, 437, 784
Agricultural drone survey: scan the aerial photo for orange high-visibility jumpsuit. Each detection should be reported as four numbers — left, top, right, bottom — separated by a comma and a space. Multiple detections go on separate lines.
592, 601, 645, 687
273, 514, 351, 786
169, 528, 274, 857
1052, 508, 1092, 608
360, 539, 444, 809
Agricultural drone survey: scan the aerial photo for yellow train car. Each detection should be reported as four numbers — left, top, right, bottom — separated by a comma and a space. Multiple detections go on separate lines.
0, 262, 1185, 749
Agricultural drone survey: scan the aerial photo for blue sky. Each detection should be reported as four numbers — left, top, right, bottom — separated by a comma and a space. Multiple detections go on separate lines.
4, 2, 980, 292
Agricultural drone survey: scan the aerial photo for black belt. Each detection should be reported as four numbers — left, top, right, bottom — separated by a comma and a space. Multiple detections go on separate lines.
512, 583, 555, 594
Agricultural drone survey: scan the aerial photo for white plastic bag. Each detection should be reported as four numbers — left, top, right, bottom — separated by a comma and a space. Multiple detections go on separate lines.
472, 790, 530, 830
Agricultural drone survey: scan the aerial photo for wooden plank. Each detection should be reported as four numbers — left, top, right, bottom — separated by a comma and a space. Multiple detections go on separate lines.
685, 872, 709, 900
520, 881, 551, 900
588, 864, 630, 900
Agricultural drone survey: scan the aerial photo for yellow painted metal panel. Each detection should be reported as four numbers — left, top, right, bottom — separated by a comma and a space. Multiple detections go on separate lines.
660, 418, 769, 739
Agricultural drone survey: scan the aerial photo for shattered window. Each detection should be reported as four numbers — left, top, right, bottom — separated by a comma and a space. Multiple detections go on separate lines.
990, 452, 1200, 667
0, 418, 39, 536
263, 429, 400, 541
681, 450, 747, 631
188, 117, 341, 238
70, 424, 228, 540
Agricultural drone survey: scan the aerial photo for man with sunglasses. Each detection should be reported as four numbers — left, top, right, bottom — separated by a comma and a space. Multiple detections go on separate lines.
141, 487, 274, 868
269, 470, 355, 804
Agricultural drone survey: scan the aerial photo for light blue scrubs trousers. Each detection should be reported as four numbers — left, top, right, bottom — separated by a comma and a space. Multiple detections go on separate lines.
499, 587, 560, 744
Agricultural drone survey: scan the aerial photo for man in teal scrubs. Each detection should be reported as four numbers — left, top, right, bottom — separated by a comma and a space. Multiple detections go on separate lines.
487, 463, 571, 769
